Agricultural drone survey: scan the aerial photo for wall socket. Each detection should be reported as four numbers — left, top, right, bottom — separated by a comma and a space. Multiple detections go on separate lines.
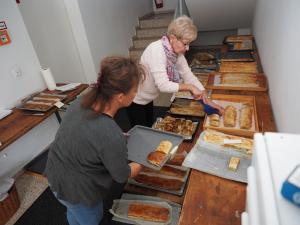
11, 67, 22, 78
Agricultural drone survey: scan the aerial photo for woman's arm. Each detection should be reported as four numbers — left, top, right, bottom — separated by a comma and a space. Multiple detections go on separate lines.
176, 55, 205, 91
129, 162, 143, 178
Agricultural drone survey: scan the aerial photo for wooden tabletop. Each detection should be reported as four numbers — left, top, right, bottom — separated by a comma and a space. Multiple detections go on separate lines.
177, 89, 276, 225
0, 84, 88, 152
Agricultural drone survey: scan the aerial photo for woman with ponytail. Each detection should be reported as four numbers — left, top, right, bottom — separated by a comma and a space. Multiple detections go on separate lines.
45, 56, 144, 225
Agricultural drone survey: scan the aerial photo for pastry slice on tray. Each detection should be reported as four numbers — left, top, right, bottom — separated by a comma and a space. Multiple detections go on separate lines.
128, 202, 170, 222
147, 140, 172, 167
132, 173, 184, 191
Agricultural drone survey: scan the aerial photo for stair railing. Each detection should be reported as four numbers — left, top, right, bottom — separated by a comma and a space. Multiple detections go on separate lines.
174, 0, 190, 18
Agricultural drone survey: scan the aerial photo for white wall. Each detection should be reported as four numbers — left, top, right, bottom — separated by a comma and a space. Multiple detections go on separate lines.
0, 1, 45, 109
186, 0, 255, 31
18, 0, 86, 83
77, 0, 153, 73
253, 0, 300, 133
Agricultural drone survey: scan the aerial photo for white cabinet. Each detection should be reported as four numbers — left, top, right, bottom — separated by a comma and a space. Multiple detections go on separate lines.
244, 133, 300, 225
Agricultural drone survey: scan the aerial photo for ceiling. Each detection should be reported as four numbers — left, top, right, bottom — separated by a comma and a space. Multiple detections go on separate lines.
186, 0, 256, 31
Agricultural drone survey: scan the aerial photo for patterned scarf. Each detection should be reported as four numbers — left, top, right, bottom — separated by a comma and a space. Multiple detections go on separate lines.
161, 36, 180, 83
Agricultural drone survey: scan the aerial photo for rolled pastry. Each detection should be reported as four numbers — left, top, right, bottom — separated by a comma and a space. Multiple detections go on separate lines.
224, 105, 237, 127
209, 114, 220, 127
240, 105, 253, 129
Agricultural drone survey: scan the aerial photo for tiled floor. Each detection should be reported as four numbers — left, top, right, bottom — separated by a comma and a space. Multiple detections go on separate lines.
5, 173, 48, 225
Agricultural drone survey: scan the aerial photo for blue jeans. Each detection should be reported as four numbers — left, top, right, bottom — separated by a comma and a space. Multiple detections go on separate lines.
53, 192, 103, 225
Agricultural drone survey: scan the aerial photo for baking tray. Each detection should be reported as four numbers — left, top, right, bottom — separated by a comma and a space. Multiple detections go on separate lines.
203, 94, 259, 137
152, 117, 199, 141
206, 72, 268, 91
17, 92, 67, 112
186, 47, 221, 64
217, 51, 254, 62
219, 61, 258, 73
169, 98, 205, 117
183, 131, 252, 183
127, 126, 184, 170
111, 193, 181, 225
110, 199, 172, 225
128, 164, 190, 196
224, 35, 253, 43
227, 41, 253, 51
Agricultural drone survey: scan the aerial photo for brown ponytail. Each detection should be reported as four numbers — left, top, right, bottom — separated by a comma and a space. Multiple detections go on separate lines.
81, 56, 144, 112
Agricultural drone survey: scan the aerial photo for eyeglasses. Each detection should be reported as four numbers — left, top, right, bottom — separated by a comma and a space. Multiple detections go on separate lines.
178, 39, 190, 48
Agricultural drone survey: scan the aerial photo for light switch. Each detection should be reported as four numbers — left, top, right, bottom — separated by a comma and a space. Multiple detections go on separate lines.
11, 67, 22, 78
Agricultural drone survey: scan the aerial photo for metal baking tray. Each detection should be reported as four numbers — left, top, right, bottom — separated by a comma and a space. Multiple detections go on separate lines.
183, 132, 251, 183
110, 199, 172, 225
111, 193, 181, 225
17, 92, 67, 112
217, 51, 254, 62
169, 98, 205, 117
152, 117, 199, 141
128, 164, 190, 196
127, 126, 184, 170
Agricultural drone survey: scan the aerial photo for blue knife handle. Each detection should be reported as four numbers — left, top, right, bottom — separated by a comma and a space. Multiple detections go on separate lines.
199, 100, 220, 115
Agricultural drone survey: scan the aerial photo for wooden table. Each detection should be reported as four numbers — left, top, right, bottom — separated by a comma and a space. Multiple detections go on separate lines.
124, 90, 276, 225
0, 84, 88, 152
124, 40, 277, 224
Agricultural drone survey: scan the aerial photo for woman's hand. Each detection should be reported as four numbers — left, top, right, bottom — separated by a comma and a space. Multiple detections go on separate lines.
203, 96, 225, 115
189, 85, 206, 100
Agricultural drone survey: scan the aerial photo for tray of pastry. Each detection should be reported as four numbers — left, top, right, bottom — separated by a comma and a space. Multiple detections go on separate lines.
127, 126, 183, 170
200, 129, 253, 155
187, 50, 218, 63
217, 51, 254, 62
166, 151, 187, 166
203, 94, 259, 137
128, 164, 190, 196
18, 92, 67, 112
111, 193, 181, 225
182, 130, 252, 183
206, 72, 268, 91
169, 98, 205, 117
224, 35, 253, 43
152, 116, 199, 141
227, 40, 253, 51
219, 61, 258, 73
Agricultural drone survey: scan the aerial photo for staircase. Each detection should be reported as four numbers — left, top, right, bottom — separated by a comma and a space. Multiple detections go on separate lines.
129, 11, 174, 106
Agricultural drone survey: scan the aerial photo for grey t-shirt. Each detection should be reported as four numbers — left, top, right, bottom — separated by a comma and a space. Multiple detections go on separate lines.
45, 98, 131, 207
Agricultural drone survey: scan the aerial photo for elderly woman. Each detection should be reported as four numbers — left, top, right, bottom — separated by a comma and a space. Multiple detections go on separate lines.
127, 15, 223, 127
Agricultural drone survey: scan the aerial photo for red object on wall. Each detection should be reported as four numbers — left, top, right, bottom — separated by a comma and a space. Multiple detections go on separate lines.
0, 30, 11, 46
16, 0, 20, 4
154, 0, 163, 9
